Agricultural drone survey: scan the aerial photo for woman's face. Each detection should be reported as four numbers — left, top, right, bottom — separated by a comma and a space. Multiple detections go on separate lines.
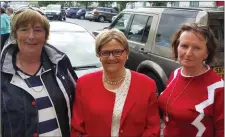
177, 31, 208, 69
16, 23, 46, 55
99, 39, 129, 74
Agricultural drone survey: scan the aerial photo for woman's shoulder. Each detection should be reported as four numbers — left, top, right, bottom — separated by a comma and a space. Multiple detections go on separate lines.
77, 70, 102, 84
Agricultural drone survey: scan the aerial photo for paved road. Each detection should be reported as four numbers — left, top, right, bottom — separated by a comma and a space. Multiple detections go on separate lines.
65, 17, 111, 33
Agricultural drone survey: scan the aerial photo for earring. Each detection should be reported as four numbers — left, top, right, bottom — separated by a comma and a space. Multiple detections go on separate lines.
126, 56, 128, 59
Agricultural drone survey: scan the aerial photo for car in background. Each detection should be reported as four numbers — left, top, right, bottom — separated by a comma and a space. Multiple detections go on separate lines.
76, 8, 86, 19
92, 7, 224, 96
66, 7, 81, 18
40, 6, 46, 11
47, 21, 102, 77
85, 7, 118, 22
44, 4, 66, 21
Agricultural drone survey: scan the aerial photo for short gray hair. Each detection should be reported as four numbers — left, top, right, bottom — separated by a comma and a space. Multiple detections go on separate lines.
95, 28, 129, 56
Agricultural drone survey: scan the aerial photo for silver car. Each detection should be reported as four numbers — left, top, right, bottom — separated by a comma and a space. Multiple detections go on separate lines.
48, 21, 102, 77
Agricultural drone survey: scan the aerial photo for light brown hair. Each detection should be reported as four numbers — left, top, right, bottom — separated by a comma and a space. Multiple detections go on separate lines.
11, 8, 50, 42
171, 23, 218, 64
95, 28, 129, 56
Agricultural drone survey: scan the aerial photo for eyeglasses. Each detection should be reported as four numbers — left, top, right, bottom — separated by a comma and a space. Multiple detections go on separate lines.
14, 6, 44, 16
99, 48, 127, 57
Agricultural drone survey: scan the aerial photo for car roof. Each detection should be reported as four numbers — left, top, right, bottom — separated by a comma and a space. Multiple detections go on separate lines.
49, 21, 87, 32
121, 6, 221, 14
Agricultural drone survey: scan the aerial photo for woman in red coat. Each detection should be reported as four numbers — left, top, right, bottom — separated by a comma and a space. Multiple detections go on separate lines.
71, 29, 160, 136
158, 23, 224, 137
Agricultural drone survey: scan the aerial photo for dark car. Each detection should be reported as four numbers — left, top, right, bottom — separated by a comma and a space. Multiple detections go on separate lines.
47, 21, 102, 77
93, 7, 224, 96
85, 7, 118, 22
76, 8, 86, 19
66, 7, 81, 18
44, 4, 66, 21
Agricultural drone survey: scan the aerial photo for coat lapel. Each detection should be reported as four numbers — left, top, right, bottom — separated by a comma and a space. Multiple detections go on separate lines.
120, 72, 137, 126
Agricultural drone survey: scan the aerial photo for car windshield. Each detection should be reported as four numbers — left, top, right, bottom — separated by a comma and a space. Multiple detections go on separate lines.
47, 30, 100, 67
46, 5, 60, 10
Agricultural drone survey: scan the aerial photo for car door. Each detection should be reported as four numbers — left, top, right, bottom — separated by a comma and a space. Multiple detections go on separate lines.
125, 13, 158, 71
151, 9, 199, 77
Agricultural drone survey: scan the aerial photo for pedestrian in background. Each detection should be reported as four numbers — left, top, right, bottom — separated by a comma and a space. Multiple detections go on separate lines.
1, 7, 77, 137
6, 7, 14, 19
71, 28, 160, 136
1, 7, 10, 49
158, 23, 224, 137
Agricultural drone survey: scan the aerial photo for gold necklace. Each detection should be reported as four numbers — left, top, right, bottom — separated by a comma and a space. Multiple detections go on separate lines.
103, 71, 126, 85
165, 65, 205, 122
17, 53, 44, 93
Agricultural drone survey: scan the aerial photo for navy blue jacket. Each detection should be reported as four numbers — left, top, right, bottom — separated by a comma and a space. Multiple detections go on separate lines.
1, 41, 78, 137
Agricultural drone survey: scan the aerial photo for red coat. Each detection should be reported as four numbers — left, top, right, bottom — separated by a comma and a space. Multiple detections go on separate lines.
71, 70, 160, 137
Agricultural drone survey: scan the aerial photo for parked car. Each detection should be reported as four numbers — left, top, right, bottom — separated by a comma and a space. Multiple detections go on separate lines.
85, 7, 118, 22
76, 8, 86, 19
44, 4, 66, 21
93, 7, 224, 96
48, 21, 102, 77
66, 7, 81, 18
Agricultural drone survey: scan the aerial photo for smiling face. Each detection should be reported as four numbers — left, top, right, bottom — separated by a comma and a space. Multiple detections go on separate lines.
177, 31, 208, 69
16, 23, 46, 55
99, 39, 129, 74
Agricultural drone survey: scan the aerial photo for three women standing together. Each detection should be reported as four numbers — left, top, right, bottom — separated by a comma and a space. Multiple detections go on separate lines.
1, 7, 223, 137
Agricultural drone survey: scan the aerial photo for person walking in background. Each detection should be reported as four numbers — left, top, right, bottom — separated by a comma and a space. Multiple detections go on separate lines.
1, 7, 78, 137
71, 28, 160, 137
6, 7, 14, 19
158, 23, 224, 137
1, 7, 10, 49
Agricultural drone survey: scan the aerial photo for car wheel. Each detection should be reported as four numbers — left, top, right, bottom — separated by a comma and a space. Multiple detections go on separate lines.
98, 16, 105, 22
146, 72, 164, 97
80, 15, 84, 20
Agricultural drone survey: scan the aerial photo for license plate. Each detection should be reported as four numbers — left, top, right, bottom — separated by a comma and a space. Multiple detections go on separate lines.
47, 15, 53, 17
213, 67, 224, 77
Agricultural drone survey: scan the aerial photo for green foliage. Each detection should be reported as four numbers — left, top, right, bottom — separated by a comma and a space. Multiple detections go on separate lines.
152, 1, 167, 6
117, 1, 133, 11
77, 1, 93, 8
37, 1, 75, 7
97, 1, 113, 7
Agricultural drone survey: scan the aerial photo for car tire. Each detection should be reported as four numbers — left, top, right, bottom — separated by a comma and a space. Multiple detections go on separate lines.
80, 15, 84, 20
146, 72, 164, 97
98, 16, 105, 22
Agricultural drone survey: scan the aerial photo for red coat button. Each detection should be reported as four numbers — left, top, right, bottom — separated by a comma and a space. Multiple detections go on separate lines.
32, 101, 36, 106
33, 133, 38, 137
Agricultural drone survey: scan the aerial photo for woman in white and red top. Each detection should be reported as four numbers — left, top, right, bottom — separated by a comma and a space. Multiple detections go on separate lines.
158, 23, 224, 137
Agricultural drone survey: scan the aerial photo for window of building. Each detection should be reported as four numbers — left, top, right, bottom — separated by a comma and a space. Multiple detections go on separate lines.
190, 1, 199, 7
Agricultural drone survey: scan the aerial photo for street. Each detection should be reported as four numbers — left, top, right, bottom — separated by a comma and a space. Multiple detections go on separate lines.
65, 17, 111, 33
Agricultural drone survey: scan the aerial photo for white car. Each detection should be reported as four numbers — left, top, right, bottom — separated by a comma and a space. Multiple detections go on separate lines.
48, 21, 102, 77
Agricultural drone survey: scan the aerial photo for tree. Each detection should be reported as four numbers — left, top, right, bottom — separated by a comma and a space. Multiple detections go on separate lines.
97, 1, 113, 7
38, 1, 58, 7
77, 1, 93, 8
151, 1, 167, 6
117, 1, 133, 11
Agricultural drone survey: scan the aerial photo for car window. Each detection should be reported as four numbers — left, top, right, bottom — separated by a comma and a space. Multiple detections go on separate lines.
110, 13, 132, 34
127, 14, 150, 43
47, 32, 100, 67
155, 9, 198, 47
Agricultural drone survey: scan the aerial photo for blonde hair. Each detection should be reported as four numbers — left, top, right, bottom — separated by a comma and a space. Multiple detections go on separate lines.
95, 28, 129, 56
11, 9, 50, 42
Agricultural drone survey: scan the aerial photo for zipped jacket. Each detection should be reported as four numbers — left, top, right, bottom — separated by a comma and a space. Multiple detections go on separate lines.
1, 41, 78, 137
